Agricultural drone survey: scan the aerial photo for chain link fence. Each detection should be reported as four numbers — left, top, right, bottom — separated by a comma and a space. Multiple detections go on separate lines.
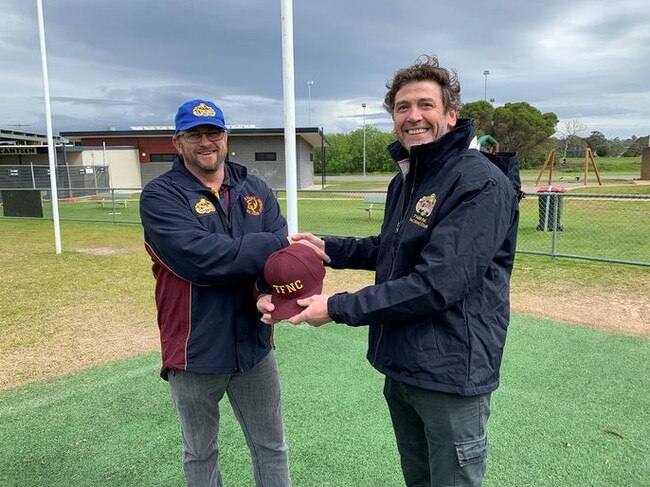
0, 164, 110, 200
1, 187, 648, 266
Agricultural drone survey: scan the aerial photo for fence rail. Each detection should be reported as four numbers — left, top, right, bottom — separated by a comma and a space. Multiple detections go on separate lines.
1, 188, 648, 266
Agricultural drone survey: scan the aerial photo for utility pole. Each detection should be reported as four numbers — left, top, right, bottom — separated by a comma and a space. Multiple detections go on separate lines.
362, 103, 367, 177
307, 80, 314, 126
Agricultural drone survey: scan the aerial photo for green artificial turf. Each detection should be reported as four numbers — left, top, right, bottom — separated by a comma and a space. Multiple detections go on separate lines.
1, 318, 648, 487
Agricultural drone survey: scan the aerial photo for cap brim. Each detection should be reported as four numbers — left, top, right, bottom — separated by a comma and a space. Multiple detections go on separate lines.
176, 120, 228, 133
270, 297, 306, 320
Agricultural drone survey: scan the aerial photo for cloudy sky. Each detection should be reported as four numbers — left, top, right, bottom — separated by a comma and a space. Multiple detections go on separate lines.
1, 0, 649, 139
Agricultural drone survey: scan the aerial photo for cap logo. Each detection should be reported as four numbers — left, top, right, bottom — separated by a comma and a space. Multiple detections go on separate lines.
195, 197, 216, 214
245, 195, 263, 216
192, 103, 216, 117
263, 245, 326, 320
272, 280, 304, 295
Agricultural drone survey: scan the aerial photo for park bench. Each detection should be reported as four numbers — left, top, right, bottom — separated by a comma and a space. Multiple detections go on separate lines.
96, 192, 134, 209
359, 194, 386, 220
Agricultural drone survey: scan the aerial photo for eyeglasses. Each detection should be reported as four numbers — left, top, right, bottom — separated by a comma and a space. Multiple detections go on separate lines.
181, 129, 226, 143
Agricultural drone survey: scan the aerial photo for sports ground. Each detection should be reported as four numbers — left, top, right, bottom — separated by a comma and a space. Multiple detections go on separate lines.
0, 216, 648, 486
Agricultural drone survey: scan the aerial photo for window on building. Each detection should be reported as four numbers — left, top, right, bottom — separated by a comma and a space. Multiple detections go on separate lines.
255, 152, 277, 162
150, 154, 176, 162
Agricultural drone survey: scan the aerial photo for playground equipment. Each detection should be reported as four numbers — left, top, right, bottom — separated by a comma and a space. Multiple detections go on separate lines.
535, 148, 602, 186
477, 134, 499, 153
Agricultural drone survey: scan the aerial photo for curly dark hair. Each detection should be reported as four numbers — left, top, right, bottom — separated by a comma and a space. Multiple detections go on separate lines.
383, 54, 461, 114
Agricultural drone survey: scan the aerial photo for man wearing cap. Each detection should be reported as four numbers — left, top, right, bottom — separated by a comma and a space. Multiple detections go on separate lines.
258, 55, 519, 486
140, 99, 293, 486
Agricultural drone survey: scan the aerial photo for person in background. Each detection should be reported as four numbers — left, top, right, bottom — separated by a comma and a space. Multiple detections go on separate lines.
259, 55, 519, 486
140, 99, 297, 487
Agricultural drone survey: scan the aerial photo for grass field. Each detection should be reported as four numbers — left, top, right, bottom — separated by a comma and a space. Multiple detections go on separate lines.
568, 184, 650, 195
319, 156, 643, 180
3, 187, 648, 264
533, 155, 642, 175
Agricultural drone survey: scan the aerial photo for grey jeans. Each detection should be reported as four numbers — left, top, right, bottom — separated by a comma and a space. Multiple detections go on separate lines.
384, 377, 491, 487
168, 351, 291, 487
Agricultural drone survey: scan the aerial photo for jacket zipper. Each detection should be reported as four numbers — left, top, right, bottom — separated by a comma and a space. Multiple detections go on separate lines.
209, 189, 232, 235
371, 155, 419, 365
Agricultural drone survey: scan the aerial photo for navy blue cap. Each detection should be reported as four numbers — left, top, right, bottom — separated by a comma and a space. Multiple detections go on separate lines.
174, 99, 227, 133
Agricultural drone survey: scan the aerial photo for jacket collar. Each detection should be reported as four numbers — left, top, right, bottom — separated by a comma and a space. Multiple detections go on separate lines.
387, 118, 476, 170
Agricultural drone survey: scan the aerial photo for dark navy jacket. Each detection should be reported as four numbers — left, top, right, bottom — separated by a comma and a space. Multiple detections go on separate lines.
326, 119, 519, 396
140, 157, 288, 378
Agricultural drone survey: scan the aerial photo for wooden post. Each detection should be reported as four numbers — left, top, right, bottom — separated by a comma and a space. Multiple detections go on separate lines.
535, 149, 556, 186
586, 148, 603, 186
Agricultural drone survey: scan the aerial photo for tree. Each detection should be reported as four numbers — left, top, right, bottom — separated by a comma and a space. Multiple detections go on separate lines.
622, 136, 650, 157
458, 100, 494, 135
558, 119, 587, 160
491, 102, 558, 164
607, 138, 627, 157
314, 126, 394, 174
317, 101, 561, 172
585, 131, 609, 157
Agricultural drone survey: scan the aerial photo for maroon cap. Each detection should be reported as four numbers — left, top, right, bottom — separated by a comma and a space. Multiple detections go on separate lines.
263, 244, 326, 320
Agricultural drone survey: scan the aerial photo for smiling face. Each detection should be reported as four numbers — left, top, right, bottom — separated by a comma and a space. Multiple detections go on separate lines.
392, 80, 457, 152
172, 124, 228, 180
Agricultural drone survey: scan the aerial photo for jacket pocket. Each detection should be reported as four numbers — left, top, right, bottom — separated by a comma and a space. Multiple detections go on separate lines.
410, 318, 441, 360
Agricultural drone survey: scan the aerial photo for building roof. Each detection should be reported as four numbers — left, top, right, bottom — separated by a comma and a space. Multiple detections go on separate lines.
60, 127, 329, 148
0, 128, 68, 145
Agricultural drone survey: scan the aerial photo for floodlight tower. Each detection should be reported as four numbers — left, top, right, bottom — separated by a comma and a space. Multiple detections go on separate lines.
483, 70, 490, 100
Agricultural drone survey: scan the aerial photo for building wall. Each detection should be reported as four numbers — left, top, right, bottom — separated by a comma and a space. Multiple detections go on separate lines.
140, 161, 173, 187
229, 136, 313, 190
0, 154, 47, 165
66, 148, 141, 189
79, 136, 173, 163
297, 138, 314, 189
65, 132, 318, 190
102, 150, 141, 189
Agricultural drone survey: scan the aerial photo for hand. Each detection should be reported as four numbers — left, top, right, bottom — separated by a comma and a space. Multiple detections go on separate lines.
256, 294, 277, 325
287, 294, 331, 327
289, 232, 331, 263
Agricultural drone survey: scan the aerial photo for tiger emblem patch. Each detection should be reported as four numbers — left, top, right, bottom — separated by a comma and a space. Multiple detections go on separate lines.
245, 195, 263, 216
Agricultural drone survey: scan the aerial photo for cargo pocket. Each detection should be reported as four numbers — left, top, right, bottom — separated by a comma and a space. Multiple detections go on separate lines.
454, 435, 488, 485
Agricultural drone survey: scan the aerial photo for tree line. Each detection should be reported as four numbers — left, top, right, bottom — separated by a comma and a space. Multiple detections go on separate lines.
314, 100, 648, 173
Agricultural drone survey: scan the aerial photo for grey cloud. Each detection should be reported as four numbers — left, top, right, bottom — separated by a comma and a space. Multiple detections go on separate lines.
1, 0, 648, 138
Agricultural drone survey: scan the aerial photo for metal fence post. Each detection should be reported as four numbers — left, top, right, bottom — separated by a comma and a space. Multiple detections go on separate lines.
63, 145, 73, 198
111, 188, 116, 224
550, 193, 559, 257
543, 193, 551, 232
92, 160, 99, 196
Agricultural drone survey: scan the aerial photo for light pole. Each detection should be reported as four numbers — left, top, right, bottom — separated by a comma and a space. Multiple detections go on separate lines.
483, 70, 489, 101
307, 80, 314, 126
362, 103, 367, 177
